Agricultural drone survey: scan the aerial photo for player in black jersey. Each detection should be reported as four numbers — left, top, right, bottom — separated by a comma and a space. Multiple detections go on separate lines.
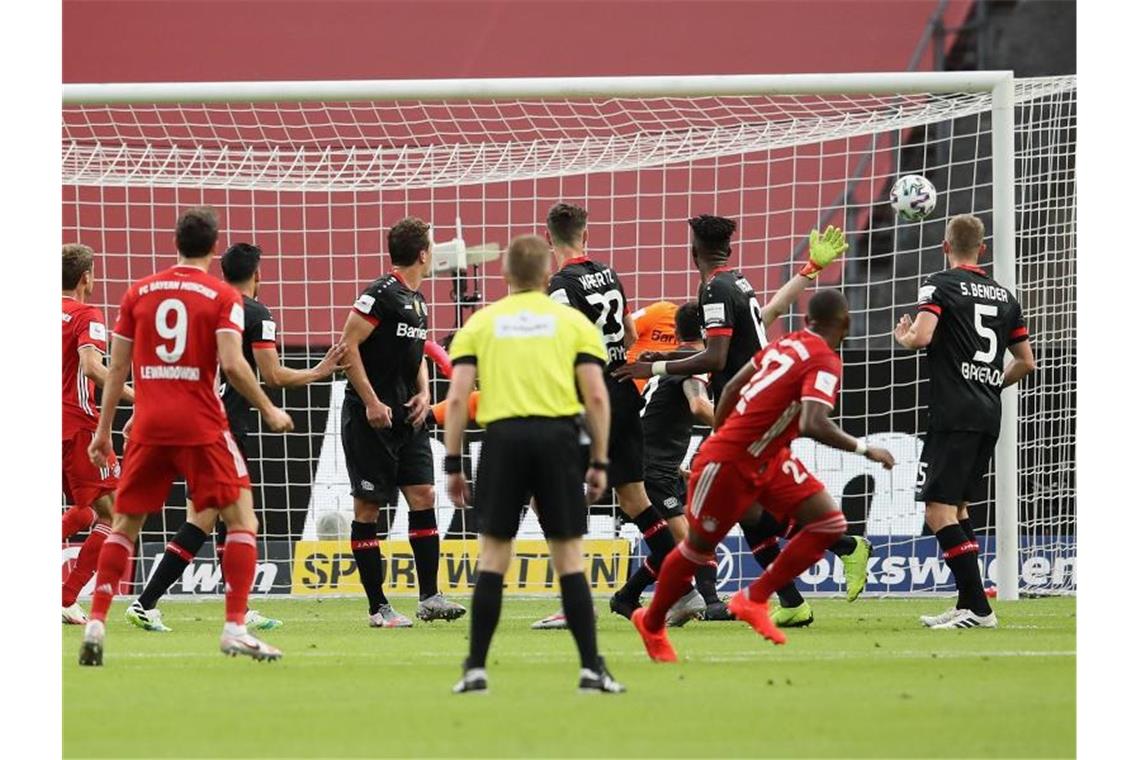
125, 242, 346, 633
617, 216, 872, 624
341, 217, 466, 627
608, 301, 728, 619
895, 214, 1036, 630
529, 202, 705, 629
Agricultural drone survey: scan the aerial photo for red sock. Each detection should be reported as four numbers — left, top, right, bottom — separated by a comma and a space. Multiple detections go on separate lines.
746, 512, 847, 602
62, 522, 111, 606
89, 532, 134, 623
222, 530, 258, 624
62, 505, 97, 541
644, 543, 709, 631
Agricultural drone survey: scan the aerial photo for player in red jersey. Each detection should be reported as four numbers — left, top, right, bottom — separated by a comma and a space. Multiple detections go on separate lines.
80, 207, 294, 666
61, 244, 135, 625
630, 290, 895, 661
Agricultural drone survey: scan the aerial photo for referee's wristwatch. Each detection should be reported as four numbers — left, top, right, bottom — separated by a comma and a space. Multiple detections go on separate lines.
589, 460, 610, 472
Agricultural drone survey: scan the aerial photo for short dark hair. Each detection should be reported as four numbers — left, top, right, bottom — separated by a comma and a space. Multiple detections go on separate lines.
674, 301, 703, 343
176, 206, 219, 258
62, 243, 94, 290
388, 217, 431, 267
221, 243, 262, 284
807, 289, 849, 327
546, 202, 588, 245
688, 214, 737, 260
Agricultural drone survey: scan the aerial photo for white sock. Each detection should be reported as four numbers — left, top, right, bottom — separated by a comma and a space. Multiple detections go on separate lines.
84, 619, 105, 640
223, 622, 248, 638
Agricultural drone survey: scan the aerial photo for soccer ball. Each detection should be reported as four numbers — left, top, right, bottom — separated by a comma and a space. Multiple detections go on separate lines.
890, 174, 937, 221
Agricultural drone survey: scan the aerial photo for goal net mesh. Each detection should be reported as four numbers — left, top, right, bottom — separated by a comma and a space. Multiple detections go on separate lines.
61, 76, 1076, 598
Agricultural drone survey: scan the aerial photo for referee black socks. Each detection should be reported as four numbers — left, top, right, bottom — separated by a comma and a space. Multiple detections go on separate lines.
137, 522, 208, 610
466, 571, 504, 669
935, 524, 991, 616
408, 509, 441, 600
351, 520, 389, 614
559, 572, 599, 669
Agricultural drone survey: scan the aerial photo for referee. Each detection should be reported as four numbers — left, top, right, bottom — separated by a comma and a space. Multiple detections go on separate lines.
444, 234, 625, 695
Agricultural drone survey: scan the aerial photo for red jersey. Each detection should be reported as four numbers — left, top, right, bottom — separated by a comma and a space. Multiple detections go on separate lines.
704, 329, 842, 462
62, 297, 109, 438
113, 264, 244, 446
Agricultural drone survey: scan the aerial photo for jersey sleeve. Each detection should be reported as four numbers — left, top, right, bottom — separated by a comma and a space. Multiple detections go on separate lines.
217, 289, 244, 335
547, 272, 576, 308
351, 284, 383, 326
800, 353, 843, 409
1008, 299, 1029, 345
573, 311, 607, 366
701, 277, 735, 337
448, 313, 482, 366
916, 275, 948, 317
74, 307, 108, 353
112, 287, 138, 342
248, 302, 277, 350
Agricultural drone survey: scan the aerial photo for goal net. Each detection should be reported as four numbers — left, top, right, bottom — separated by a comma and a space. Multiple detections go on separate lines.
61, 74, 1076, 600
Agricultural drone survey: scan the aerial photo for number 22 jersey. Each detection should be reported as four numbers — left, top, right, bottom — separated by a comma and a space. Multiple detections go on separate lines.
113, 264, 244, 446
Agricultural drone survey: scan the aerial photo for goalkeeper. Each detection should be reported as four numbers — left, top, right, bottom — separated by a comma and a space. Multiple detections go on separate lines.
616, 218, 872, 621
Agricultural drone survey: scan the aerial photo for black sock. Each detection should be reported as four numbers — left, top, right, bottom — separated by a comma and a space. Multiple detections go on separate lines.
138, 523, 207, 610
743, 520, 805, 608
935, 525, 991, 616
959, 517, 976, 542
466, 571, 504, 669
408, 510, 440, 600
214, 521, 228, 586
694, 562, 720, 604
830, 535, 858, 556
633, 507, 675, 567
351, 520, 388, 614
560, 572, 599, 669
616, 563, 656, 601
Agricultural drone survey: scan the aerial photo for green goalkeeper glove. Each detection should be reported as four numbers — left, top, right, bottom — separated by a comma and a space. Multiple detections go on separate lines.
800, 225, 849, 280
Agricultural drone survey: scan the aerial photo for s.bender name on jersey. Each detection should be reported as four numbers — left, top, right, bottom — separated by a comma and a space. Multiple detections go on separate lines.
959, 280, 1010, 302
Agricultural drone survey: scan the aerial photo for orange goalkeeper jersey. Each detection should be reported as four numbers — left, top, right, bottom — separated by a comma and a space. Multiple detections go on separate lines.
431, 391, 480, 427
627, 301, 678, 392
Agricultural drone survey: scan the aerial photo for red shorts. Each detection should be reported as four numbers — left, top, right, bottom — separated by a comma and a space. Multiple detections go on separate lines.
685, 446, 826, 545
116, 431, 251, 514
62, 429, 119, 510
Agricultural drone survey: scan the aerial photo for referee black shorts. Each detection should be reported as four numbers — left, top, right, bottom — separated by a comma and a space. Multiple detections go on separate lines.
916, 430, 998, 506
341, 398, 434, 506
645, 467, 686, 519
605, 375, 645, 488
474, 417, 587, 540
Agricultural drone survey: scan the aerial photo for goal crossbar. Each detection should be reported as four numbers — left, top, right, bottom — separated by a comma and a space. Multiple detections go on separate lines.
62, 71, 1014, 105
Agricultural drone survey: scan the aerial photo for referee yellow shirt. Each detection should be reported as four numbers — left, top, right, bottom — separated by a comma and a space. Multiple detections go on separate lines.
449, 290, 607, 426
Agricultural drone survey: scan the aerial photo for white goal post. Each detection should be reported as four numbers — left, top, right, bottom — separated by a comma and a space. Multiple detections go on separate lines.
62, 72, 1076, 602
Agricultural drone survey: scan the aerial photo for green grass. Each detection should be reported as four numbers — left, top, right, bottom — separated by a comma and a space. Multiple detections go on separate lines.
63, 596, 1075, 758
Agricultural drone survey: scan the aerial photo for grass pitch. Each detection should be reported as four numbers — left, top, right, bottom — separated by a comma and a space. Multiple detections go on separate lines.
63, 596, 1074, 758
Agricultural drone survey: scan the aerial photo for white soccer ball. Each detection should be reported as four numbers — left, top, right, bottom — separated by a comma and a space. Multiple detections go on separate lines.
890, 174, 937, 221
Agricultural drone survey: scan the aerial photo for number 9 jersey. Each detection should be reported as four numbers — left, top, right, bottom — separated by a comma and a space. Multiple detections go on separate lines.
699, 267, 768, 401
113, 264, 245, 446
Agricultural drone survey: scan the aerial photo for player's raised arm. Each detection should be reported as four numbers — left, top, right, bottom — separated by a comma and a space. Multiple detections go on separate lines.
894, 311, 938, 350
339, 309, 391, 428
218, 330, 293, 433
759, 226, 849, 328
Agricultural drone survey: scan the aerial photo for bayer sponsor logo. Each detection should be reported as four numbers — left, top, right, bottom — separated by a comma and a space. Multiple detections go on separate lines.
714, 543, 734, 590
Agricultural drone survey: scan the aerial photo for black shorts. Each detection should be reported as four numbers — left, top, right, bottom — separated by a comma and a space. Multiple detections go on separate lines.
916, 430, 997, 505
606, 376, 645, 488
474, 417, 587, 540
341, 399, 434, 505
645, 468, 686, 519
